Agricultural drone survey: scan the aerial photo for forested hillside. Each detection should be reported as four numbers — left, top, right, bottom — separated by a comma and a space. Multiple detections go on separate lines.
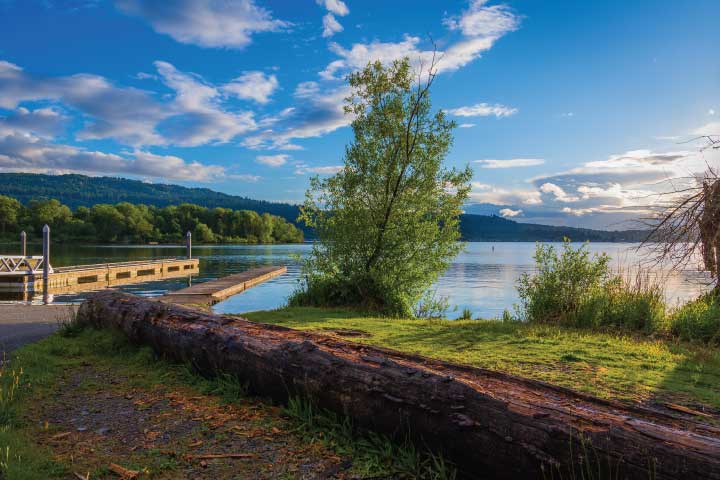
0, 174, 649, 242
0, 195, 303, 244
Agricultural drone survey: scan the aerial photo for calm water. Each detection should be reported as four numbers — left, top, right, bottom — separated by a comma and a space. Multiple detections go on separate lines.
1, 242, 710, 318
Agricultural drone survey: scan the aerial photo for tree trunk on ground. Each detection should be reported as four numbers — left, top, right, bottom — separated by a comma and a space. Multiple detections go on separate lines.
77, 291, 720, 480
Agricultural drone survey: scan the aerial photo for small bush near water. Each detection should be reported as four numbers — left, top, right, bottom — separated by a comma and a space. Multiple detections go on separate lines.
671, 292, 720, 344
516, 240, 667, 333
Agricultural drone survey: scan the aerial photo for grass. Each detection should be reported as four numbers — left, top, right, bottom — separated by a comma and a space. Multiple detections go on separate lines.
242, 307, 720, 410
0, 323, 456, 479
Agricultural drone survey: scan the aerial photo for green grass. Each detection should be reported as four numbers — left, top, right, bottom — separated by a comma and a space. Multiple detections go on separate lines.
242, 307, 720, 410
0, 324, 456, 479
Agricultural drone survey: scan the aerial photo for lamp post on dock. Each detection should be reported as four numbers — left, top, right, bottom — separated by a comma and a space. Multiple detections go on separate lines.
20, 231, 26, 257
42, 224, 50, 304
186, 231, 192, 259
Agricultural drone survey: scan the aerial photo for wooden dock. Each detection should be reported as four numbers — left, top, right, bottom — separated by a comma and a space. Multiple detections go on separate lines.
159, 265, 286, 305
0, 258, 199, 294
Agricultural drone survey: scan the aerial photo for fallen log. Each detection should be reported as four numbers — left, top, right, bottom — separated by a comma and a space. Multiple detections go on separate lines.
77, 291, 720, 479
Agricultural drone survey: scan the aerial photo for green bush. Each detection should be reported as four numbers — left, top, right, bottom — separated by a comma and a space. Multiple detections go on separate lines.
671, 292, 720, 344
516, 240, 667, 332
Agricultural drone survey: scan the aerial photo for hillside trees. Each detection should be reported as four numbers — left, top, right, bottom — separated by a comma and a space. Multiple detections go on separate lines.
0, 195, 302, 244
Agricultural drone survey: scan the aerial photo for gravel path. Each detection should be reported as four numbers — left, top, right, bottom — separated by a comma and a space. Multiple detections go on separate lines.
0, 304, 78, 354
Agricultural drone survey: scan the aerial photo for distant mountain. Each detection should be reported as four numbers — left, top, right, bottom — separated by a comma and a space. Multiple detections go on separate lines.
458, 214, 648, 242
0, 173, 649, 242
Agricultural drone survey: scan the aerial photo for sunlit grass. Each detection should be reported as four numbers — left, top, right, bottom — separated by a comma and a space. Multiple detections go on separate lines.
242, 307, 720, 409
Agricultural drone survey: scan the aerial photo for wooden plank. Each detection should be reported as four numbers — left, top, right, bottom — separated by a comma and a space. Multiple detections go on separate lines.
160, 265, 286, 305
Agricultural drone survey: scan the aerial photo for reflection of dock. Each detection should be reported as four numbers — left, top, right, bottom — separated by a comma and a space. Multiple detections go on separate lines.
159, 265, 286, 305
0, 258, 200, 296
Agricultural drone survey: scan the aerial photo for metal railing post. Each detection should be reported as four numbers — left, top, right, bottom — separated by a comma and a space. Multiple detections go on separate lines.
186, 231, 192, 259
42, 224, 50, 304
20, 231, 26, 257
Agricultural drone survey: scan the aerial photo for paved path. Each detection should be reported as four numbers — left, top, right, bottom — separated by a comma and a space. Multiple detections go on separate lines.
0, 304, 78, 354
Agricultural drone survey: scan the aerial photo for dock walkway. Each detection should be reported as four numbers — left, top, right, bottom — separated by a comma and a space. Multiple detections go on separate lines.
0, 258, 199, 295
159, 265, 286, 305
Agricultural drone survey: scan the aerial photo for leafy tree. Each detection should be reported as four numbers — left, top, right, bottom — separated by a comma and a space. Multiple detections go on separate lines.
0, 195, 22, 235
90, 204, 125, 242
194, 222, 215, 243
294, 57, 472, 316
28, 199, 72, 234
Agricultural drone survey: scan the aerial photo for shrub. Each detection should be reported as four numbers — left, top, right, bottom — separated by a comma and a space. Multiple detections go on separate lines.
517, 240, 611, 325
670, 292, 720, 344
516, 240, 667, 332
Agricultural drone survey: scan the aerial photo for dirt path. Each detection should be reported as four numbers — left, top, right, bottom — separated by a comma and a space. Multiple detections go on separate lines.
0, 304, 77, 354
30, 364, 353, 479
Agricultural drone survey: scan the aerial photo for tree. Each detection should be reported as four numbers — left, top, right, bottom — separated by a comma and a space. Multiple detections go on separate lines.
294, 57, 472, 316
28, 199, 72, 234
89, 204, 126, 242
643, 136, 720, 288
0, 195, 22, 235
194, 222, 215, 243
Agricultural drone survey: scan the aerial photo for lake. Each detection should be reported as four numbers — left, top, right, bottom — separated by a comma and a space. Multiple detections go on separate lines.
1, 242, 710, 318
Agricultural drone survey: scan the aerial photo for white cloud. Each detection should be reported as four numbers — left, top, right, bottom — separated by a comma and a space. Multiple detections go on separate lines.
316, 0, 349, 16
446, 102, 517, 118
709, 109, 716, 116
458, 123, 475, 128
694, 122, 720, 136
0, 59, 169, 146
223, 71, 279, 104
469, 182, 542, 206
116, 0, 289, 49
130, 150, 224, 181
319, 0, 519, 82
243, 82, 351, 150
539, 182, 579, 203
0, 107, 67, 138
0, 128, 225, 182
320, 36, 425, 80
153, 60, 257, 146
444, 0, 520, 37
322, 13, 343, 37
228, 173, 261, 182
475, 158, 544, 168
294, 163, 343, 175
560, 112, 574, 118
256, 154, 289, 167
499, 208, 522, 217
561, 207, 596, 217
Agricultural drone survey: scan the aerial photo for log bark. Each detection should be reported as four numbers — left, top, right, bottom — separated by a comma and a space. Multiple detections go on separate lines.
77, 291, 720, 479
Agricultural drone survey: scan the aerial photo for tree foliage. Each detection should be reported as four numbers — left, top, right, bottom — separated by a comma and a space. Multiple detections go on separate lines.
0, 195, 303, 244
293, 57, 472, 316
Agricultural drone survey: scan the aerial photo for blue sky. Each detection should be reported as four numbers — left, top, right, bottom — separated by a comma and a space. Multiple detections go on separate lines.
0, 0, 718, 228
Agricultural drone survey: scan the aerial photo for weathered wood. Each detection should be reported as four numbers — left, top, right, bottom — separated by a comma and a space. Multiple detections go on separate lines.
77, 291, 720, 479
158, 265, 286, 305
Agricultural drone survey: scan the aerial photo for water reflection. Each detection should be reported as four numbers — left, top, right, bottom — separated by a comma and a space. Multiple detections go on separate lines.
0, 242, 710, 319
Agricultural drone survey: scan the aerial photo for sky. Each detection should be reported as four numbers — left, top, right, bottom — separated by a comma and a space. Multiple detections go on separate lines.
0, 0, 718, 229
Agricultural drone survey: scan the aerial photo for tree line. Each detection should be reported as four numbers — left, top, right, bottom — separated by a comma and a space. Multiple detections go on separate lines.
0, 195, 303, 244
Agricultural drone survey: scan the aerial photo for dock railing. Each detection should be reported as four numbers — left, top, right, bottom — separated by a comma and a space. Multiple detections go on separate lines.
0, 255, 53, 276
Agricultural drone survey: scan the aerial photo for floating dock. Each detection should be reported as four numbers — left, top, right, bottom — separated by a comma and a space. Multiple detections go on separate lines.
0, 258, 199, 295
159, 265, 286, 305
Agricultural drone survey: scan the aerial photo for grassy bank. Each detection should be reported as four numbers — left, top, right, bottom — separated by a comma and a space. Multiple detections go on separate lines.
243, 307, 720, 411
0, 326, 455, 479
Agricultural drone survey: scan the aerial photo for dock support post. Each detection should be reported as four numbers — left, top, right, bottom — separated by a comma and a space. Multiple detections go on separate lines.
42, 224, 50, 304
20, 230, 26, 257
186, 231, 192, 259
